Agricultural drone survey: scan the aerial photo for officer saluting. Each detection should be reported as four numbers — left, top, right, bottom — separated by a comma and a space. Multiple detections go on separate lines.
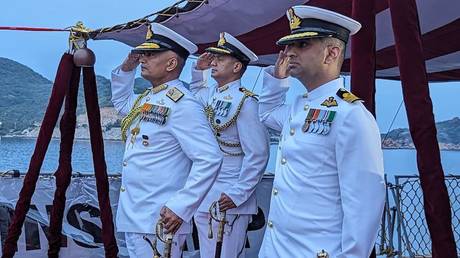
258, 6, 385, 258
190, 32, 269, 258
111, 23, 222, 258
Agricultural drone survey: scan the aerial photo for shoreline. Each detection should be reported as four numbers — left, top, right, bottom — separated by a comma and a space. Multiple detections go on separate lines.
1, 135, 123, 142
2, 135, 459, 151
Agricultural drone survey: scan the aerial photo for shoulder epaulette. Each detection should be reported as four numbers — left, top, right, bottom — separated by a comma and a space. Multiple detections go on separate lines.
336, 88, 362, 104
239, 87, 259, 100
166, 87, 184, 102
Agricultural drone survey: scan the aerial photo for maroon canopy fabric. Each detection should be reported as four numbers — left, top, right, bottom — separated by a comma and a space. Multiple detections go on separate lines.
389, 0, 456, 256
351, 0, 376, 115
92, 0, 460, 82
89, 1, 458, 256
1, 54, 119, 258
1, 54, 73, 258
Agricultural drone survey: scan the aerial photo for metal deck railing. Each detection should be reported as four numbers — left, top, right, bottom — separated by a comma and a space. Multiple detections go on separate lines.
1, 172, 459, 257
376, 174, 460, 257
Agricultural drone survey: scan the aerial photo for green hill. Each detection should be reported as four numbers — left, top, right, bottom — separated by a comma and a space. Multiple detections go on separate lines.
0, 57, 53, 135
0, 57, 151, 135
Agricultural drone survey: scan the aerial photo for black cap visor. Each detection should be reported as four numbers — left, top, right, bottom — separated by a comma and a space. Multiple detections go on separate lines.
278, 18, 351, 45
132, 34, 189, 59
205, 44, 250, 65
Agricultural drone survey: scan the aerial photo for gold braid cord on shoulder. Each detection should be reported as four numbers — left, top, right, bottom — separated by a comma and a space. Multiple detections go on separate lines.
120, 89, 151, 142
205, 94, 248, 132
205, 90, 254, 156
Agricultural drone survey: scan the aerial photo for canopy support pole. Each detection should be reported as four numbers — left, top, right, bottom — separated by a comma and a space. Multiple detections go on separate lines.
351, 1, 377, 257
388, 0, 457, 256
351, 0, 376, 116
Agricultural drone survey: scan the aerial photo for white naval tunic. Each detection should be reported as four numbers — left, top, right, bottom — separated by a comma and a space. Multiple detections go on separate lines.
111, 67, 223, 237
189, 64, 269, 258
189, 64, 270, 215
258, 66, 385, 258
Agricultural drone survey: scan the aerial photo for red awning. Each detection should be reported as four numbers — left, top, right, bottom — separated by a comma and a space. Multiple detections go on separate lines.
91, 0, 460, 81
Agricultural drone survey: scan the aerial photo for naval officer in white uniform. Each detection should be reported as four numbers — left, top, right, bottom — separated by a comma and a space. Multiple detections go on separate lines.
111, 23, 222, 258
258, 6, 385, 258
189, 32, 269, 257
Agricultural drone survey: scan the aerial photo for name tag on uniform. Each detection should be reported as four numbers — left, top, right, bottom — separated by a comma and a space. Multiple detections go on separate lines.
302, 108, 336, 135
141, 103, 171, 125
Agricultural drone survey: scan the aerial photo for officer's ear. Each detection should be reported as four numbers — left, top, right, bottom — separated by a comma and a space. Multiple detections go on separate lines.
166, 57, 178, 72
325, 46, 340, 65
233, 61, 243, 74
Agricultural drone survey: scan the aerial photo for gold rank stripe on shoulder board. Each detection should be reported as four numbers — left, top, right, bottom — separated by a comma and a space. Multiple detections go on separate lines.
166, 87, 184, 102
336, 88, 362, 103
239, 87, 258, 100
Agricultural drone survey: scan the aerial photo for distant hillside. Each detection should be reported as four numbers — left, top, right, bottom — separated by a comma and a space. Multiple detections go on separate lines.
382, 117, 460, 150
0, 57, 151, 135
3, 57, 459, 150
0, 57, 53, 135
267, 118, 460, 151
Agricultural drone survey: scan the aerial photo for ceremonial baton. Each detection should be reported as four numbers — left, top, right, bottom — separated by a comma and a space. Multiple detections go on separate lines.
143, 235, 161, 258
143, 218, 174, 258
208, 201, 227, 258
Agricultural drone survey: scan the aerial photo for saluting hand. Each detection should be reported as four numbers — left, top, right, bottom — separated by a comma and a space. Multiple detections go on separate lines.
160, 206, 183, 234
196, 52, 214, 70
121, 53, 140, 72
274, 49, 290, 79
218, 193, 237, 212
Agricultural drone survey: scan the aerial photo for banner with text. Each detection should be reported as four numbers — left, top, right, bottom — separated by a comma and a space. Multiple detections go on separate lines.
0, 175, 274, 257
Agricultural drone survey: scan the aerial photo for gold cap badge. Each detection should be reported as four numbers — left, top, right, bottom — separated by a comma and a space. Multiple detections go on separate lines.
134, 24, 160, 49
218, 32, 227, 47
145, 24, 153, 40
288, 8, 302, 30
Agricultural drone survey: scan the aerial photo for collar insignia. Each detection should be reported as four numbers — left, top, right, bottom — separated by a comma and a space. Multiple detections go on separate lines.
151, 84, 168, 94
218, 84, 229, 93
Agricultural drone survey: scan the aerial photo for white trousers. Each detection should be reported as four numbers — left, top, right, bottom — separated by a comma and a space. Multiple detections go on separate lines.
124, 232, 186, 258
194, 212, 250, 258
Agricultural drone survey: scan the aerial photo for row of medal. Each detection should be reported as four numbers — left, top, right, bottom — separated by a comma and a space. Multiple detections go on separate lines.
128, 103, 170, 146
212, 99, 232, 117
302, 108, 336, 135
140, 103, 171, 125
